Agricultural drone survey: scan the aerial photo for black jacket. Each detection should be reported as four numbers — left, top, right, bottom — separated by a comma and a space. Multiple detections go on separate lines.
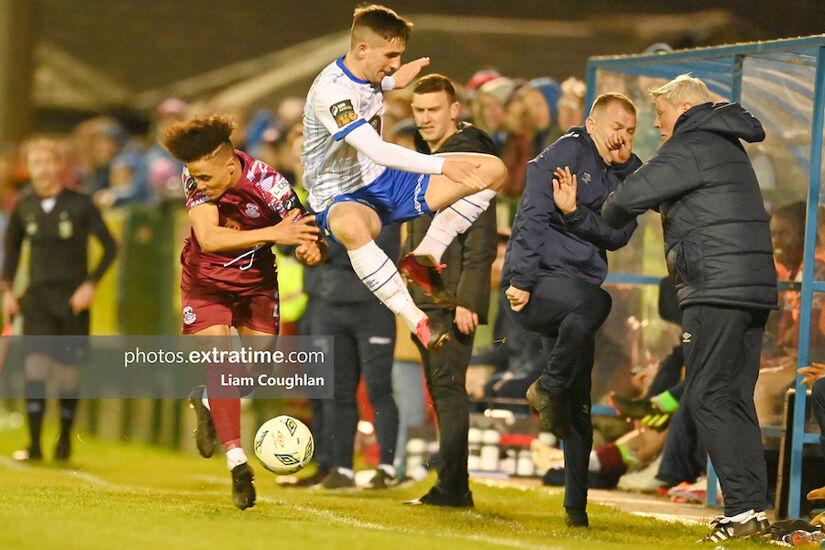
3, 187, 117, 290
602, 102, 778, 310
401, 122, 497, 321
502, 127, 640, 290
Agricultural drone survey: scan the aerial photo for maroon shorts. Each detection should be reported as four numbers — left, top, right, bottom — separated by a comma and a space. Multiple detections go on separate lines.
180, 266, 280, 335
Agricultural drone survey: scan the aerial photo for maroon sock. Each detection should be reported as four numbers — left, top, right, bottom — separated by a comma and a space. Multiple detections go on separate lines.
595, 443, 627, 475
208, 397, 241, 450
205, 362, 242, 450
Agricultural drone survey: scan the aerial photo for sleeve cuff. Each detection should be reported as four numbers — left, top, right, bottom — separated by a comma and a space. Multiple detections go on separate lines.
381, 76, 396, 91
562, 208, 587, 227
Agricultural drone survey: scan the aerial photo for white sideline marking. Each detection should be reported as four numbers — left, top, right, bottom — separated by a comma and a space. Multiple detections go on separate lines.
0, 456, 114, 486
259, 496, 560, 550
0, 459, 567, 547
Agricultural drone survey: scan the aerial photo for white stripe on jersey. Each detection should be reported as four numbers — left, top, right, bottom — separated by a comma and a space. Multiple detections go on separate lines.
301, 57, 386, 212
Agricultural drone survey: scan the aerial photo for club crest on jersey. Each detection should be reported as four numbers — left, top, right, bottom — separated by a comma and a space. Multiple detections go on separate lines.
244, 203, 261, 218
183, 306, 196, 325
25, 215, 38, 236
330, 99, 357, 128
58, 212, 73, 239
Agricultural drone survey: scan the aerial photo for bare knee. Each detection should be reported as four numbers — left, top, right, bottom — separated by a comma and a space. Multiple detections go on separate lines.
328, 204, 380, 249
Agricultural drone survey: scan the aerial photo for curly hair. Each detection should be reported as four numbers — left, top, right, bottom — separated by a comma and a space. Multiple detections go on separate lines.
161, 114, 235, 162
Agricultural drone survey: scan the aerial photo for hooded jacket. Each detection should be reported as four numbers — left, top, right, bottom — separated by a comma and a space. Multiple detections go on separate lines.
602, 102, 778, 310
502, 126, 640, 290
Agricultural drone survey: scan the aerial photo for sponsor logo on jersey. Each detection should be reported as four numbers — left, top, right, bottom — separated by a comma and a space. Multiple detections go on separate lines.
183, 306, 197, 325
244, 203, 261, 218
330, 99, 358, 128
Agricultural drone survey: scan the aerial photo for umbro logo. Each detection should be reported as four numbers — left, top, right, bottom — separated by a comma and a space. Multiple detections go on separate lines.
682, 331, 692, 343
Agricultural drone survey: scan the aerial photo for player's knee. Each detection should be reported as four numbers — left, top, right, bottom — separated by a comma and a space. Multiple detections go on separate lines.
329, 221, 372, 249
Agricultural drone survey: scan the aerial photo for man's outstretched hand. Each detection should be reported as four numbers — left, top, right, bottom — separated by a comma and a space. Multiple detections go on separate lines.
391, 57, 430, 89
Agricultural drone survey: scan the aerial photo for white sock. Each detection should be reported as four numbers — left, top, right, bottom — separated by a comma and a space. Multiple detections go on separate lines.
413, 189, 496, 263
726, 510, 754, 523
336, 467, 354, 479
348, 241, 426, 331
226, 447, 247, 470
378, 463, 395, 477
588, 451, 601, 473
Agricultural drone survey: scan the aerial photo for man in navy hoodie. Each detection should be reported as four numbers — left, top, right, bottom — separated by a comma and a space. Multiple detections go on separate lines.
602, 74, 776, 543
501, 92, 641, 527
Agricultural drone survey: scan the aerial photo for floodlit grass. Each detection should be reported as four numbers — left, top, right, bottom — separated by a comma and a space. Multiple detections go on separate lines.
0, 417, 773, 550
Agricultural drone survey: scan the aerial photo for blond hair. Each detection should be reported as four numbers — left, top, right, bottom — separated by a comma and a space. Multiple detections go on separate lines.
589, 92, 636, 117
24, 138, 62, 163
650, 74, 712, 106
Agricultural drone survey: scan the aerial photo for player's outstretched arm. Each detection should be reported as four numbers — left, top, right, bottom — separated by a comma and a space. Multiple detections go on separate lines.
389, 57, 430, 89
189, 204, 318, 253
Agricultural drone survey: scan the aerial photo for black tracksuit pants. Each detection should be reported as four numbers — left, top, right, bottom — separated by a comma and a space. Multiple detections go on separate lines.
314, 299, 398, 469
680, 304, 770, 516
508, 276, 612, 511
413, 308, 475, 496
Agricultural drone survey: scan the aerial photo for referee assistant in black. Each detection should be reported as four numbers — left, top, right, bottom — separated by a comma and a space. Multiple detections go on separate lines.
2, 138, 117, 462
402, 75, 497, 508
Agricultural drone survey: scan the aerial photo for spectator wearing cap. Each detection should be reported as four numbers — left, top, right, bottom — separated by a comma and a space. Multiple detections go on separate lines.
84, 117, 127, 196
474, 77, 518, 150
142, 98, 188, 203
557, 77, 587, 134
523, 77, 563, 156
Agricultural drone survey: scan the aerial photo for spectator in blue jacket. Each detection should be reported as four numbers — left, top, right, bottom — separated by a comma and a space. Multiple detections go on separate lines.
501, 92, 641, 528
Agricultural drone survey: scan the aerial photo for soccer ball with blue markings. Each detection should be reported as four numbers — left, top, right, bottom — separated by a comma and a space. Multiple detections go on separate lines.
254, 415, 314, 475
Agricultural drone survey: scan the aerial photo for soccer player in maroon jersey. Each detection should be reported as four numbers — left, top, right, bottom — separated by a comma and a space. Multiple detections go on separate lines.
163, 115, 321, 509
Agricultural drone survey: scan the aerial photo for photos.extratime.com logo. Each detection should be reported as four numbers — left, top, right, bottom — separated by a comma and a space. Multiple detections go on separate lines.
0, 335, 333, 399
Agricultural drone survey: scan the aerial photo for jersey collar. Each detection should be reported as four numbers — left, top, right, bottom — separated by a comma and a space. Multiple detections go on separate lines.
336, 55, 370, 85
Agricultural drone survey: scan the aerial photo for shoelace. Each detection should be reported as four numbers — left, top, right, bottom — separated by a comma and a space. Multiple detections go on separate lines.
223, 245, 262, 270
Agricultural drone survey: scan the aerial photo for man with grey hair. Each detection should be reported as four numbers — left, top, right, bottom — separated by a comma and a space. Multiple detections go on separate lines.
602, 74, 777, 543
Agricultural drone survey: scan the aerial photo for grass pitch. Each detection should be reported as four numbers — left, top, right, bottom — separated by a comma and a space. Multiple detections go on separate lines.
0, 417, 773, 550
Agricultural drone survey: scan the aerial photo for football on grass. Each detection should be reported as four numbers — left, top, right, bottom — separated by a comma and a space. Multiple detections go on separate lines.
254, 415, 314, 475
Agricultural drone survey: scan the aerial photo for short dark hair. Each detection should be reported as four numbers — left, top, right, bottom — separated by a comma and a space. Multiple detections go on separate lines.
590, 92, 636, 118
352, 4, 412, 43
162, 115, 234, 163
413, 74, 457, 103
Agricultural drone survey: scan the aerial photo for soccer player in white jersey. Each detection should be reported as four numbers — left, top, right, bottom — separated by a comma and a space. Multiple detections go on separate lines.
302, 4, 507, 350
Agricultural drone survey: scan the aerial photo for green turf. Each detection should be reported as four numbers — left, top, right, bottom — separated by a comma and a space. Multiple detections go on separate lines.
0, 415, 774, 550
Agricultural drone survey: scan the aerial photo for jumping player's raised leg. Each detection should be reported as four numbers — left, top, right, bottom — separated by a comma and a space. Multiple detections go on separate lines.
400, 152, 506, 301
412, 152, 506, 264
326, 200, 449, 350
